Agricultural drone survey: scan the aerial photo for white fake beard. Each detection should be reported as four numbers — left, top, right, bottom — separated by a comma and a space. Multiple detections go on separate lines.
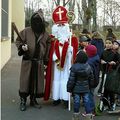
52, 23, 71, 44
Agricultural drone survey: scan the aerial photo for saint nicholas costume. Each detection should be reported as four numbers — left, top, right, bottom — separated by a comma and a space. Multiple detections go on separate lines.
44, 6, 78, 106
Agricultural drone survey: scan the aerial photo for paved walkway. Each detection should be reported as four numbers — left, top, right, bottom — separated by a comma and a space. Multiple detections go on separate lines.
1, 43, 120, 120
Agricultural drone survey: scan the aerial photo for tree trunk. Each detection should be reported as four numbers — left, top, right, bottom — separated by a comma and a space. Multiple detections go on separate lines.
82, 0, 92, 30
92, 0, 97, 31
82, 0, 88, 29
68, 0, 75, 11
57, 0, 60, 5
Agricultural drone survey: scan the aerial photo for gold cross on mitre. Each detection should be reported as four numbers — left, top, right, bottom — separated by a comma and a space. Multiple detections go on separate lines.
56, 8, 64, 20
52, 6, 68, 24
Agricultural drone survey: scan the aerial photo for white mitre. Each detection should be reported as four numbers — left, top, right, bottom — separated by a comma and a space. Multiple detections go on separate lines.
52, 23, 71, 44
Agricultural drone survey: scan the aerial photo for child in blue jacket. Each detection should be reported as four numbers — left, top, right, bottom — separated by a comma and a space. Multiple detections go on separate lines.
67, 51, 94, 120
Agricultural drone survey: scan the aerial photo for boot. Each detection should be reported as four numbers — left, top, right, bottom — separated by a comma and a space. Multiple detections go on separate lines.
53, 99, 61, 106
30, 96, 41, 109
20, 97, 26, 111
84, 114, 93, 120
72, 113, 80, 120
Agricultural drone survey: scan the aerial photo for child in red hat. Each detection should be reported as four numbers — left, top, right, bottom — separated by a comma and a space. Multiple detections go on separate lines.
84, 45, 100, 116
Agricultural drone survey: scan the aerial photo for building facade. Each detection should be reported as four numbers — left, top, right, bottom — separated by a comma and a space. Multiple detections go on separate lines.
1, 0, 25, 69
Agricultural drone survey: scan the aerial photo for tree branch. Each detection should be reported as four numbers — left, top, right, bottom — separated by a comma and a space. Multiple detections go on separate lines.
76, 1, 83, 22
64, 0, 72, 7
53, 0, 58, 6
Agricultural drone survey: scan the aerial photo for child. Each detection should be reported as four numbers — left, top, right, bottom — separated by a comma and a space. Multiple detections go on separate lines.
85, 45, 100, 116
67, 51, 94, 120
112, 40, 120, 54
91, 32, 104, 96
112, 40, 120, 107
100, 39, 119, 111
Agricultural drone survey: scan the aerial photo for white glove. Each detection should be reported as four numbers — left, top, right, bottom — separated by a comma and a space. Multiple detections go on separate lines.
53, 52, 58, 61
22, 44, 28, 51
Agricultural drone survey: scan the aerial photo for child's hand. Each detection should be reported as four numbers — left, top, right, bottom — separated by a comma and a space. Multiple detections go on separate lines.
101, 60, 106, 64
109, 61, 116, 65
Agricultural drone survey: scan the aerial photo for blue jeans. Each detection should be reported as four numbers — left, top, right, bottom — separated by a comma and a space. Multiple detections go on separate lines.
89, 88, 95, 112
73, 93, 92, 113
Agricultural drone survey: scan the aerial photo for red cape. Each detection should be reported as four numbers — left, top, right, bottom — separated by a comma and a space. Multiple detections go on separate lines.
44, 36, 78, 100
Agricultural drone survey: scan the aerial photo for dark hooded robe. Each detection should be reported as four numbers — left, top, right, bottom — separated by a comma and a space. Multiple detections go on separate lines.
16, 9, 51, 98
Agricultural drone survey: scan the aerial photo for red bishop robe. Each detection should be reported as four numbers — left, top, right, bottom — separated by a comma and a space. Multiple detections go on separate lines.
44, 36, 78, 100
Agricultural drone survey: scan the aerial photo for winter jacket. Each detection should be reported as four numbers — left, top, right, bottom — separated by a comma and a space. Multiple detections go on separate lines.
91, 38, 104, 57
101, 49, 119, 73
67, 63, 94, 94
87, 54, 100, 88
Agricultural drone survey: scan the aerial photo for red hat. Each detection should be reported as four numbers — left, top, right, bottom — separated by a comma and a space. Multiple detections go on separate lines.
85, 45, 97, 57
52, 6, 68, 24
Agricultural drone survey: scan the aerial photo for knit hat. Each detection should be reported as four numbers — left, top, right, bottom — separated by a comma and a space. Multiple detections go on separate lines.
92, 31, 102, 39
79, 35, 88, 42
85, 45, 97, 57
75, 50, 88, 63
113, 40, 120, 46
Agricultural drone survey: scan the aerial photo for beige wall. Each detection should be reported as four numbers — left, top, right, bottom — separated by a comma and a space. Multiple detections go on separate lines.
12, 0, 25, 33
0, 0, 1, 69
1, 0, 25, 69
1, 0, 12, 69
1, 40, 11, 69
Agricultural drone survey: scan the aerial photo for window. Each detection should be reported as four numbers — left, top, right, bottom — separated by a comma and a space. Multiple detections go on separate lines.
1, 0, 8, 37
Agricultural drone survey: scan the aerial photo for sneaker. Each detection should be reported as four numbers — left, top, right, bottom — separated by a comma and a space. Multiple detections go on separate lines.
82, 112, 95, 117
81, 112, 87, 117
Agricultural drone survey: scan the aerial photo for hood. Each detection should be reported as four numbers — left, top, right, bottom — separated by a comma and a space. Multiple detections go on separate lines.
36, 9, 44, 21
87, 54, 100, 66
72, 63, 91, 77
31, 9, 45, 34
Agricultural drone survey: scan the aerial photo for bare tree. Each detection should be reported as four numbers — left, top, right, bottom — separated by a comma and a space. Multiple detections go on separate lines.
53, 0, 72, 7
92, 0, 97, 31
99, 0, 120, 27
68, 0, 75, 11
81, 0, 93, 30
76, 0, 83, 23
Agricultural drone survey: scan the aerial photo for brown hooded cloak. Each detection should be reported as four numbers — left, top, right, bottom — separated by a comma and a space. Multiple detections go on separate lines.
16, 9, 51, 98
